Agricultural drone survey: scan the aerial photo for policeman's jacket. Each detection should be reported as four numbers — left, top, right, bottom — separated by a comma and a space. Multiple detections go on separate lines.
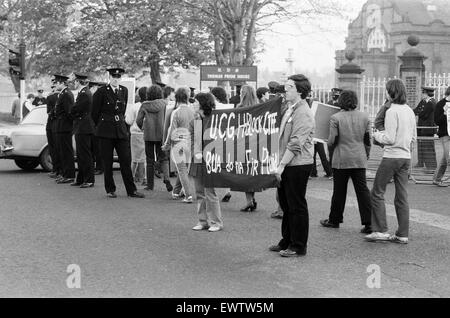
54, 88, 75, 133
71, 86, 95, 135
45, 92, 59, 131
91, 84, 129, 140
414, 98, 436, 136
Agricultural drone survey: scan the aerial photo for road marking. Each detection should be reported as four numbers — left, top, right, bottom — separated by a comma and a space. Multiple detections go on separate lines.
308, 188, 450, 231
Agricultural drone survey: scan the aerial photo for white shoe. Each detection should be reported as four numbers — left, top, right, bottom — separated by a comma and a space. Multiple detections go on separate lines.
182, 196, 193, 204
365, 232, 390, 242
192, 224, 209, 231
172, 191, 182, 200
208, 225, 223, 232
389, 234, 408, 244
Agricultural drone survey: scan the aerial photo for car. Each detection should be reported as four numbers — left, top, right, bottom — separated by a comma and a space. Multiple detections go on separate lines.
0, 106, 54, 171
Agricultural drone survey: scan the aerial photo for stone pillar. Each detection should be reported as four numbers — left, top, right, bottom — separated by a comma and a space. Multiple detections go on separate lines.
336, 51, 365, 94
398, 35, 427, 108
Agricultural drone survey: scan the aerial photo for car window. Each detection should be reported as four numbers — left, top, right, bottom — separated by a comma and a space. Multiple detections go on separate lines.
21, 107, 47, 125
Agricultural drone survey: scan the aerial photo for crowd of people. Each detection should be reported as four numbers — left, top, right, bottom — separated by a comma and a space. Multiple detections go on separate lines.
14, 67, 449, 258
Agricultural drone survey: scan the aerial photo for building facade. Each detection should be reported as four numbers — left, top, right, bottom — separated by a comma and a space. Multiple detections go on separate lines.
336, 0, 450, 78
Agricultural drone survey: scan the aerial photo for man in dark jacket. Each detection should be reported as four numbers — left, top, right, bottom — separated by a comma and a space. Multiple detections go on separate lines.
91, 67, 144, 199
70, 73, 95, 188
89, 81, 106, 175
46, 84, 61, 178
54, 74, 76, 184
432, 87, 450, 187
414, 87, 437, 170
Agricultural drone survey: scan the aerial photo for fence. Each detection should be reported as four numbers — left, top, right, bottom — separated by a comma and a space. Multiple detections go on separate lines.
311, 85, 332, 104
359, 76, 395, 122
424, 72, 450, 100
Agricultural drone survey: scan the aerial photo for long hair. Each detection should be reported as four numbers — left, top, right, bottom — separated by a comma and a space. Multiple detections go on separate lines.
386, 79, 407, 105
174, 86, 190, 109
211, 87, 228, 104
195, 93, 216, 117
238, 85, 257, 108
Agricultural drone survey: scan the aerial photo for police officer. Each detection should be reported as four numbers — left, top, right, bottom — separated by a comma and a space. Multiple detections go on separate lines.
46, 83, 61, 178
268, 81, 280, 99
414, 87, 437, 170
91, 67, 144, 199
69, 73, 95, 188
54, 74, 76, 184
89, 81, 107, 175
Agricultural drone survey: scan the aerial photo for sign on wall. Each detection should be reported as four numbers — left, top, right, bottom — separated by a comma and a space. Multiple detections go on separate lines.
200, 66, 258, 82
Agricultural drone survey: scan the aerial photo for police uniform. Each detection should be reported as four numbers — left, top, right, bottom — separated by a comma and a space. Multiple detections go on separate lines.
54, 75, 76, 182
91, 68, 142, 197
46, 87, 61, 177
89, 81, 107, 174
414, 87, 437, 169
71, 73, 95, 187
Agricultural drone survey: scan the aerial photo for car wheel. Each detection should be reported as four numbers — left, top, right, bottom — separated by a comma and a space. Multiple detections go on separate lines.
15, 159, 40, 171
39, 147, 53, 172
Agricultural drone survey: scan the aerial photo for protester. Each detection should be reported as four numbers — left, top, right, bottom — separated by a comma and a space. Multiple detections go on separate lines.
136, 85, 173, 192
235, 85, 260, 212
32, 88, 47, 106
269, 74, 315, 257
210, 86, 233, 203
91, 67, 144, 199
256, 87, 270, 103
189, 92, 224, 232
11, 94, 21, 123
432, 86, 450, 187
229, 84, 242, 107
320, 90, 372, 234
22, 93, 35, 118
125, 87, 147, 186
69, 73, 95, 188
414, 87, 437, 170
162, 86, 195, 203
365, 79, 416, 244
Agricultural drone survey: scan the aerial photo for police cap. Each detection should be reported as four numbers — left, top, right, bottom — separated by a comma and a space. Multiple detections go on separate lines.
53, 74, 69, 82
107, 67, 125, 77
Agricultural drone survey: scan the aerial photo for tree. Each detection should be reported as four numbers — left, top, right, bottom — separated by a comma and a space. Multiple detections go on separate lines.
181, 0, 347, 67
36, 0, 214, 83
0, 0, 74, 92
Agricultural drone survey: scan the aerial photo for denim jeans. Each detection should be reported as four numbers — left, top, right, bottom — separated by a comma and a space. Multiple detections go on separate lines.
371, 158, 411, 237
194, 176, 223, 227
171, 141, 193, 197
433, 136, 450, 182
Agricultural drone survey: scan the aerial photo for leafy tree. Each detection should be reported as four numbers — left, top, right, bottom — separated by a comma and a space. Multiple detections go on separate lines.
37, 0, 214, 83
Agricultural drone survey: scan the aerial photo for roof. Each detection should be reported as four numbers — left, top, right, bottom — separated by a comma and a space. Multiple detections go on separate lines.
390, 0, 450, 26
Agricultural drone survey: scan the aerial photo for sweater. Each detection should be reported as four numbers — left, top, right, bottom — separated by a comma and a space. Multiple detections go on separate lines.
136, 99, 166, 142
373, 103, 417, 159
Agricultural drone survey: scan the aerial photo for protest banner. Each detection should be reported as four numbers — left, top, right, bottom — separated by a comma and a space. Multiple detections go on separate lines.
311, 101, 340, 142
199, 97, 282, 189
120, 77, 136, 106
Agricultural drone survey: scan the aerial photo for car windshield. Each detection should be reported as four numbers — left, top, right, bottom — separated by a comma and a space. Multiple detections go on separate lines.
21, 106, 47, 125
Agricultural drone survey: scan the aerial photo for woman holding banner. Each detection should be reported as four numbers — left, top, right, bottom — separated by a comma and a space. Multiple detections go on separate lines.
189, 92, 224, 232
235, 85, 260, 212
269, 74, 315, 257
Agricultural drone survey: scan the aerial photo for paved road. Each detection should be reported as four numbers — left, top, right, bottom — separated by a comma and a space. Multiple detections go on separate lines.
1, 159, 450, 298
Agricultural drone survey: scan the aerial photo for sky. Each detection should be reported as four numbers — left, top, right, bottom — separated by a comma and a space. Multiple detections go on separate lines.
257, 0, 367, 74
